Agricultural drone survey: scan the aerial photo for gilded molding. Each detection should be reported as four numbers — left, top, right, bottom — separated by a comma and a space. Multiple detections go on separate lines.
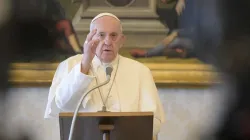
8, 62, 221, 87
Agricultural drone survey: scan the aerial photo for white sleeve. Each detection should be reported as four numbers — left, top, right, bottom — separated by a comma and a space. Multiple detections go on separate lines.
44, 61, 95, 118
139, 66, 166, 136
54, 63, 95, 111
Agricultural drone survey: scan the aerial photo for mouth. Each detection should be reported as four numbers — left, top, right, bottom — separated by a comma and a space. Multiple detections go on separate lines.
103, 49, 112, 52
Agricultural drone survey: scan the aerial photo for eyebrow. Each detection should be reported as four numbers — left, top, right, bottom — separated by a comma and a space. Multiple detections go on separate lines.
98, 31, 118, 34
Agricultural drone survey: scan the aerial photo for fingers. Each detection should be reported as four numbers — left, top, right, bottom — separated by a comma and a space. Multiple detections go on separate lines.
83, 29, 98, 52
88, 39, 101, 54
86, 29, 97, 42
90, 39, 100, 48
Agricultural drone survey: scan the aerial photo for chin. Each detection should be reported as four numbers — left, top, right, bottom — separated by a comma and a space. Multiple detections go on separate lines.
101, 55, 115, 62
103, 56, 115, 62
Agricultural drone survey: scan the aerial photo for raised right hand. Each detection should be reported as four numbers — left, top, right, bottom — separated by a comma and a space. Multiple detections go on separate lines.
81, 29, 100, 74
83, 29, 100, 62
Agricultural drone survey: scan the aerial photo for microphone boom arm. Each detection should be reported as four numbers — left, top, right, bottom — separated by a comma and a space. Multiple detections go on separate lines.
68, 75, 111, 140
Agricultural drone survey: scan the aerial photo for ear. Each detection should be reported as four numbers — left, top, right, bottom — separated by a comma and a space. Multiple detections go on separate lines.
119, 35, 126, 48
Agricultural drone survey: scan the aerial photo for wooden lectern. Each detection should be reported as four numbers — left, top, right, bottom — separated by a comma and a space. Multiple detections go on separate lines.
59, 112, 155, 140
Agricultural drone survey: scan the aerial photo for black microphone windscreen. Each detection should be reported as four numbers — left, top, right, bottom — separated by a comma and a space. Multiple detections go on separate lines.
106, 67, 113, 76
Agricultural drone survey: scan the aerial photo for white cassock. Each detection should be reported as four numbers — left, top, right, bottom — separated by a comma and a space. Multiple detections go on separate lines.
44, 54, 165, 136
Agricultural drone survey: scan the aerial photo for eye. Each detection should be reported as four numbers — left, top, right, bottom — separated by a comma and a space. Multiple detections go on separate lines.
111, 33, 117, 37
98, 33, 105, 37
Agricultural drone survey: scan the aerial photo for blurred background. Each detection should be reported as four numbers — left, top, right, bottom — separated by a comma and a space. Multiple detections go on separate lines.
0, 0, 250, 140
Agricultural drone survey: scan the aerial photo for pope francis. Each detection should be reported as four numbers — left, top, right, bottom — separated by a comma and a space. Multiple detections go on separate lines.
44, 13, 165, 138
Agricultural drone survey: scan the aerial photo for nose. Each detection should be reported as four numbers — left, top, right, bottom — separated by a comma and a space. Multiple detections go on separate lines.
104, 36, 112, 46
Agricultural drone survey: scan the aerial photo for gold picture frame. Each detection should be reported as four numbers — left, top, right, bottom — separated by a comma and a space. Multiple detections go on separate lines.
8, 59, 221, 88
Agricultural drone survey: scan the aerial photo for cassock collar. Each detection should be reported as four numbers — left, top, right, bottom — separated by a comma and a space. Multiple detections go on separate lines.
92, 54, 120, 71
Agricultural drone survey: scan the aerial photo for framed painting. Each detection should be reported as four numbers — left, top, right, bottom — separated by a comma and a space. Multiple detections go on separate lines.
8, 0, 221, 88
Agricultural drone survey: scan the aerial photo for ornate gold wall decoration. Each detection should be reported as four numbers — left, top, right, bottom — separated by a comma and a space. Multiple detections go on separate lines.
9, 62, 220, 87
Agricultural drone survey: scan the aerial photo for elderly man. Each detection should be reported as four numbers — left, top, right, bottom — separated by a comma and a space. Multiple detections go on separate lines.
44, 13, 165, 138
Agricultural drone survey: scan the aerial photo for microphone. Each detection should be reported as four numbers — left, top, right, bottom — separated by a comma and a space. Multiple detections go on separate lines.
106, 66, 113, 79
68, 66, 113, 140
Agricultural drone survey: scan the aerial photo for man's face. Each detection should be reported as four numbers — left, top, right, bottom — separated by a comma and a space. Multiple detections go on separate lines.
91, 16, 125, 63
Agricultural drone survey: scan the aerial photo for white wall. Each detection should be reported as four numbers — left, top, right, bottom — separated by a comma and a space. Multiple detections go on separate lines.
3, 86, 228, 140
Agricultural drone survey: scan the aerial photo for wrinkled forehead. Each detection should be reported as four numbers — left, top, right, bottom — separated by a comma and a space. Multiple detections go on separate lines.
90, 15, 123, 33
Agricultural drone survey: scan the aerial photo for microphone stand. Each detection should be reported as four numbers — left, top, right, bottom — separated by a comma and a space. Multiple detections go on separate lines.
98, 104, 113, 140
68, 75, 111, 140
99, 123, 114, 140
